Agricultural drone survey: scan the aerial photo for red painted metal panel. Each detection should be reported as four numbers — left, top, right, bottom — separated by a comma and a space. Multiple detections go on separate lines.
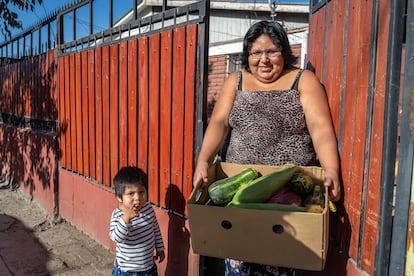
16, 62, 20, 117
102, 46, 111, 186
13, 62, 18, 116
64, 56, 72, 169
322, 0, 351, 257
353, 0, 372, 271
340, 0, 359, 260
12, 62, 15, 115
95, 47, 103, 184
148, 33, 160, 204
15, 62, 20, 116
183, 24, 197, 214
82, 51, 90, 177
69, 54, 77, 172
341, 0, 370, 261
1, 66, 4, 112
17, 62, 23, 117
11, 63, 15, 116
75, 52, 84, 175
110, 44, 119, 187
127, 39, 138, 167
50, 50, 58, 120
352, 2, 372, 269
4, 65, 9, 114
324, 1, 346, 136
34, 56, 39, 118
170, 27, 186, 213
25, 60, 31, 118
119, 41, 128, 169
29, 57, 35, 118
58, 57, 66, 167
0, 66, 2, 111
159, 29, 173, 209
364, 0, 389, 268
36, 56, 40, 118
138, 37, 149, 173
31, 56, 36, 118
41, 54, 47, 119
44, 52, 49, 119
360, 0, 390, 273
307, 8, 325, 77
88, 49, 96, 180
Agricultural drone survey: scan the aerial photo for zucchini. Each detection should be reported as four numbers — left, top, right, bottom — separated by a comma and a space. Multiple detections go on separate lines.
227, 202, 306, 212
208, 168, 258, 204
229, 164, 298, 204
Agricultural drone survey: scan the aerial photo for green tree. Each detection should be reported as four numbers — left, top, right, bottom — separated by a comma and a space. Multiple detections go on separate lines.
1, 0, 43, 40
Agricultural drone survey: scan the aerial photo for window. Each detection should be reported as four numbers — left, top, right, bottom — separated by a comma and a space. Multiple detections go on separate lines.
227, 53, 242, 74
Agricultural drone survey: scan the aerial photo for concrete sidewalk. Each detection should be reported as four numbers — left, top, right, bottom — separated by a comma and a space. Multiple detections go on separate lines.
0, 185, 115, 276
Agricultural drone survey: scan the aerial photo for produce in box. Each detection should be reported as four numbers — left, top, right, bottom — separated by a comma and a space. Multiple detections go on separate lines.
208, 167, 258, 205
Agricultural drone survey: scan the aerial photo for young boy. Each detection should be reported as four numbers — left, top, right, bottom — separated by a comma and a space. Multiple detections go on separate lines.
110, 166, 165, 276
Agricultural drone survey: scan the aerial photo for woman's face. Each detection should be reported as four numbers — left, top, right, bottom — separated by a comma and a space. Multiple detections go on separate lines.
248, 34, 284, 83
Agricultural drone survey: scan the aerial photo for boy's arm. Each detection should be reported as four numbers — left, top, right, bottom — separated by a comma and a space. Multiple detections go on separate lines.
109, 209, 130, 242
155, 250, 165, 263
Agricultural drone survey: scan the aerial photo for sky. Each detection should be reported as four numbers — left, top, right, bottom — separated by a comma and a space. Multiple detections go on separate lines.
11, 0, 68, 35
4, 0, 133, 43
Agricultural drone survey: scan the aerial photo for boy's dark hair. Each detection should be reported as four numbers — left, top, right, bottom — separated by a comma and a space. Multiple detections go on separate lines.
241, 20, 298, 72
113, 166, 148, 198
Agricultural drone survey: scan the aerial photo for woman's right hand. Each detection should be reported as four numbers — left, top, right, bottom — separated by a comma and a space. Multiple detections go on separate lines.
193, 160, 210, 192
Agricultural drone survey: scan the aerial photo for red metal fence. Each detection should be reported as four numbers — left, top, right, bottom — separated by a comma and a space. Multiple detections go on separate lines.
307, 0, 405, 274
57, 24, 200, 214
0, 50, 58, 124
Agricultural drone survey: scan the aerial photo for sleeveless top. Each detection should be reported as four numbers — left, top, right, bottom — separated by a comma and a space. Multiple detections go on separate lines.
225, 70, 317, 166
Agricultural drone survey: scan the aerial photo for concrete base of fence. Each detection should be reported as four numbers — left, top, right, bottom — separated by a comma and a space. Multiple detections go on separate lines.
0, 124, 58, 218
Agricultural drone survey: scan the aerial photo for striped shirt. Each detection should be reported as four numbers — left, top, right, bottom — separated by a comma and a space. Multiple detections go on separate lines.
109, 203, 165, 272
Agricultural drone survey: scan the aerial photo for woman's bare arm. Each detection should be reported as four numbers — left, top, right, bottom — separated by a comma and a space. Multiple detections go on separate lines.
299, 70, 341, 201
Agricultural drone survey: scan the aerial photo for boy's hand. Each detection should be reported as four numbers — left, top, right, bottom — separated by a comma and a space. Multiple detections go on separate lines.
118, 202, 139, 224
155, 251, 165, 263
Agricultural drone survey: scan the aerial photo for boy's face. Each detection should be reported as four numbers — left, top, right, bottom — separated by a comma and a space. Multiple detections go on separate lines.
117, 184, 147, 212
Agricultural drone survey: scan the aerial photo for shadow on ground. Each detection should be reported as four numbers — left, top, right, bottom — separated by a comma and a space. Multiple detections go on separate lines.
0, 214, 51, 275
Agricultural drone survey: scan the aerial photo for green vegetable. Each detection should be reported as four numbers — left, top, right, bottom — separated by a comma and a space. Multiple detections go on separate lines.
289, 172, 314, 197
228, 164, 298, 205
227, 202, 306, 212
208, 168, 258, 204
304, 184, 325, 210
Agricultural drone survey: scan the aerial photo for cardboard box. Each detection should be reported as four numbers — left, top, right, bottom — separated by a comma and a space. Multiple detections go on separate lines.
188, 162, 329, 271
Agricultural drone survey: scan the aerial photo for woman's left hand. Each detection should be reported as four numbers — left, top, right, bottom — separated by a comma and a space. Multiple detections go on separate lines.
323, 169, 341, 202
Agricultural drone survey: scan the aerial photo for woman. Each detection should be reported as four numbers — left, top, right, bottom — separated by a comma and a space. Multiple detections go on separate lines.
193, 20, 341, 275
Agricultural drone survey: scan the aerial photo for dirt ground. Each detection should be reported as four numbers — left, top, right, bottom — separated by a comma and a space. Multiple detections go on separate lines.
0, 184, 115, 276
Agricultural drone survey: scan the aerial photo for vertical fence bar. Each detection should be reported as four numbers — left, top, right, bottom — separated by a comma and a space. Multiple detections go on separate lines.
127, 39, 138, 167
88, 49, 96, 179
138, 37, 149, 174
394, 0, 414, 272
148, 33, 160, 205
171, 26, 186, 213
159, 29, 172, 209
119, 41, 128, 169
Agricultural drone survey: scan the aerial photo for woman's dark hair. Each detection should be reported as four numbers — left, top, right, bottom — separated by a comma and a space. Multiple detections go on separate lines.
113, 166, 148, 198
241, 20, 298, 72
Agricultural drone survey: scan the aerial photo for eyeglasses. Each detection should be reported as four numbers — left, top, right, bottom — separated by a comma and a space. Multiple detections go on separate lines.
249, 49, 282, 59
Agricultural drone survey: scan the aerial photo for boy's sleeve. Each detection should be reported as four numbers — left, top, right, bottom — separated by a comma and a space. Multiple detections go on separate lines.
109, 209, 130, 242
